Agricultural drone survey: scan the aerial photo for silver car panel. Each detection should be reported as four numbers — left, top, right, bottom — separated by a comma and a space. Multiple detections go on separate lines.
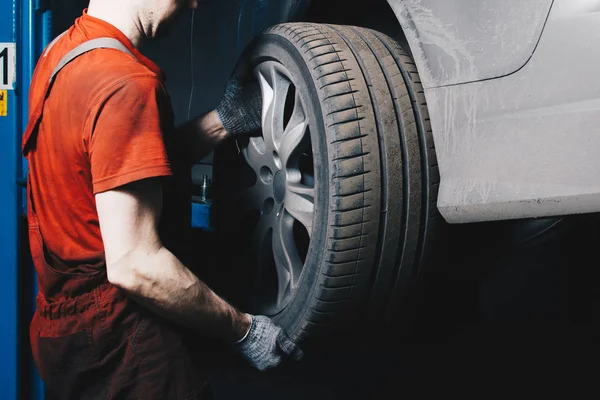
390, 0, 600, 222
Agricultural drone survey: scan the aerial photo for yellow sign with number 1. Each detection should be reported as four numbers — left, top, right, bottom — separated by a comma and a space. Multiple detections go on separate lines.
0, 90, 6, 116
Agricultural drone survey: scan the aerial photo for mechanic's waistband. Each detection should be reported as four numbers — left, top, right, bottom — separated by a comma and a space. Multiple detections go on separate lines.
36, 282, 125, 319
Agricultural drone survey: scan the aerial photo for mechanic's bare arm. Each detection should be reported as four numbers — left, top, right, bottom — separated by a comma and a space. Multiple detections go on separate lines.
96, 177, 250, 342
178, 57, 262, 163
177, 110, 228, 163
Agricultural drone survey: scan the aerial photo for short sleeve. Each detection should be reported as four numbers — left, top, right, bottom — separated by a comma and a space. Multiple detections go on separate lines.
88, 75, 172, 194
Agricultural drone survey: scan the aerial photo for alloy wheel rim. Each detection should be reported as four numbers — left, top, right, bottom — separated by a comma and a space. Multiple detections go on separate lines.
239, 60, 315, 315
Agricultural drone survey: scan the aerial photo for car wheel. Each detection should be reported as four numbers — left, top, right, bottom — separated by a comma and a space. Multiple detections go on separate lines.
212, 22, 441, 343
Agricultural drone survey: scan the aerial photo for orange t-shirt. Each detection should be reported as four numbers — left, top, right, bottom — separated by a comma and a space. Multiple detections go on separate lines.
24, 11, 179, 292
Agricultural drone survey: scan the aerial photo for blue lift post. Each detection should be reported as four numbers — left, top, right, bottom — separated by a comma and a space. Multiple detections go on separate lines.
0, 0, 20, 394
0, 0, 50, 398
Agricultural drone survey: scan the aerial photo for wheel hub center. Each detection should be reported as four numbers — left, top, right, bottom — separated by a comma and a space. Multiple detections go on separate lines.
273, 171, 286, 203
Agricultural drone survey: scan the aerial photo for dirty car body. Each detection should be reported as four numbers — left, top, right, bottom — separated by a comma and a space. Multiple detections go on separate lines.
389, 0, 600, 223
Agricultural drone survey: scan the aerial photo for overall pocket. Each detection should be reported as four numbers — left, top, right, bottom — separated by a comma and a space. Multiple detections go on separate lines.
33, 327, 103, 400
129, 315, 210, 400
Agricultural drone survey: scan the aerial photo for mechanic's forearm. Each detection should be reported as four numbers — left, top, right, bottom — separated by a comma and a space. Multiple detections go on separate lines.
111, 246, 250, 342
178, 110, 228, 163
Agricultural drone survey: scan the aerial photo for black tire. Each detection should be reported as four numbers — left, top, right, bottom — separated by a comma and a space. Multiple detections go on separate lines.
212, 22, 441, 343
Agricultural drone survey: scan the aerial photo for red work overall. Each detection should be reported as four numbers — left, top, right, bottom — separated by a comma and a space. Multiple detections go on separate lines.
22, 37, 213, 400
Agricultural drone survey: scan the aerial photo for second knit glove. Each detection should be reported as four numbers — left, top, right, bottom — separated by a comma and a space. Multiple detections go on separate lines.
234, 314, 303, 371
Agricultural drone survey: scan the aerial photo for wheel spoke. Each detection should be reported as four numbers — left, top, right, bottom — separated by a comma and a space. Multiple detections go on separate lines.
256, 62, 291, 153
280, 94, 308, 167
252, 207, 277, 256
280, 122, 308, 169
284, 90, 306, 135
285, 182, 315, 238
272, 209, 302, 308
243, 138, 267, 171
256, 63, 274, 125
242, 183, 271, 211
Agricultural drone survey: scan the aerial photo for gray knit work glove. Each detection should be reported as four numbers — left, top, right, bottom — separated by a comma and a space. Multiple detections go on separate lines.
234, 314, 303, 371
215, 56, 262, 137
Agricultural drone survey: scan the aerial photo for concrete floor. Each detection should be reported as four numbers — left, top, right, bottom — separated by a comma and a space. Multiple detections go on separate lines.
206, 214, 600, 398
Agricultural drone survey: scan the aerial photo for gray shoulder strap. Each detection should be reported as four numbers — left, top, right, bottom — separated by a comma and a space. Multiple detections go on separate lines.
43, 31, 67, 57
49, 37, 135, 84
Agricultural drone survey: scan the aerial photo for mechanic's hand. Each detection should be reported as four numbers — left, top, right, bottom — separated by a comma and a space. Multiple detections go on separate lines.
215, 55, 262, 137
234, 314, 303, 371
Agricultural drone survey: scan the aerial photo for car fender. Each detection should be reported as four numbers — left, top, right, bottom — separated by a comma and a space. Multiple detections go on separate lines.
386, 0, 554, 88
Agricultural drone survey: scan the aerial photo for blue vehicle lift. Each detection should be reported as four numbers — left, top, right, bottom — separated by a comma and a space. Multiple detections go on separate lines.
0, 0, 50, 398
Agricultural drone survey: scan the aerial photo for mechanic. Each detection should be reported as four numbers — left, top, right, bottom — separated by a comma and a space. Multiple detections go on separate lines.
22, 0, 302, 398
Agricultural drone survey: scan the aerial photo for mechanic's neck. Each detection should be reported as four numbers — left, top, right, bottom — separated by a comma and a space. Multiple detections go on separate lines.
87, 1, 149, 48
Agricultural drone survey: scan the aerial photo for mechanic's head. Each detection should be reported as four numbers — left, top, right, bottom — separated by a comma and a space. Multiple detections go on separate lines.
88, 0, 198, 43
